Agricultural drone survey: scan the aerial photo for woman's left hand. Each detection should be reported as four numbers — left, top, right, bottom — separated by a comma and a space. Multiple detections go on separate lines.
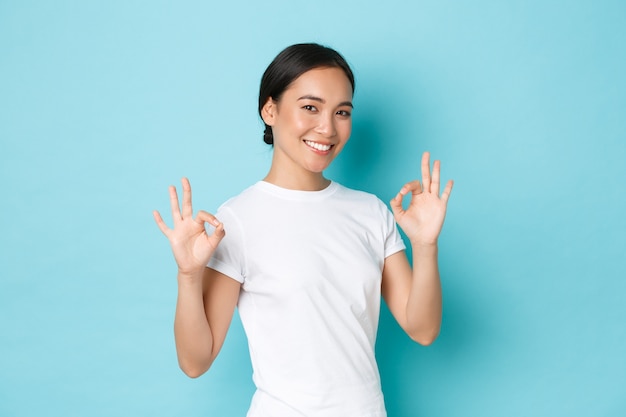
390, 152, 454, 246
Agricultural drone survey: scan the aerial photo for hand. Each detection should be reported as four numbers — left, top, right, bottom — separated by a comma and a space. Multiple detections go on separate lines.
153, 178, 225, 277
390, 152, 453, 246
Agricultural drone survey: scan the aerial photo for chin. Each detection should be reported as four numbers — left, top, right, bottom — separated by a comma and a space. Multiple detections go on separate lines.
306, 161, 333, 173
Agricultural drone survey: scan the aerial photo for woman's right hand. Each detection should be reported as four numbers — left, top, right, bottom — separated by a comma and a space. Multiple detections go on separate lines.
153, 177, 225, 279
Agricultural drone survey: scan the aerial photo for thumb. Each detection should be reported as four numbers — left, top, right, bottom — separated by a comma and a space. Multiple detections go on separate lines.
389, 193, 405, 219
211, 221, 226, 241
196, 210, 226, 244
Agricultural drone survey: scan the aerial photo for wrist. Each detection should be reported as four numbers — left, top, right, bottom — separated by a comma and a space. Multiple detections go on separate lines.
409, 241, 439, 255
177, 269, 205, 287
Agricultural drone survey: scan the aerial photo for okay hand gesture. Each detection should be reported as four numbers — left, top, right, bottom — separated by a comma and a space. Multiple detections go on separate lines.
153, 178, 225, 277
390, 152, 453, 246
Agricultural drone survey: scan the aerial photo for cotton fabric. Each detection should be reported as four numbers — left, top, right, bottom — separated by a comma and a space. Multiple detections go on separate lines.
208, 181, 405, 417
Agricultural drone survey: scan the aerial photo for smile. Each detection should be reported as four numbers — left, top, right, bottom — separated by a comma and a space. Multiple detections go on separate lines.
304, 140, 333, 152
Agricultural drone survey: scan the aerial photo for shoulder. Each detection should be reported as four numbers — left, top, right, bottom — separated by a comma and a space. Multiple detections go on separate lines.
332, 182, 389, 212
216, 182, 266, 212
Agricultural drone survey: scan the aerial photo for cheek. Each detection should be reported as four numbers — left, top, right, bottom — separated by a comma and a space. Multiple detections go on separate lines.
338, 120, 352, 139
284, 111, 310, 133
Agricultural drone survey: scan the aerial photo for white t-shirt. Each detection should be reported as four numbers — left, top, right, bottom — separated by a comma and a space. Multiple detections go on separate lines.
208, 181, 405, 417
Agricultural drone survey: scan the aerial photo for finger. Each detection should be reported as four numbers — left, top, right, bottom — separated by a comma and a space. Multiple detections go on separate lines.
390, 181, 420, 216
181, 177, 193, 219
153, 210, 171, 237
169, 185, 182, 221
401, 180, 422, 196
197, 210, 226, 244
389, 193, 405, 218
389, 187, 408, 217
195, 210, 221, 228
210, 222, 226, 243
432, 159, 441, 196
441, 180, 454, 203
421, 152, 431, 193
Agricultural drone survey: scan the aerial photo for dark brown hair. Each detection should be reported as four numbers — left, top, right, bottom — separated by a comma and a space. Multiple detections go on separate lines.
258, 43, 355, 144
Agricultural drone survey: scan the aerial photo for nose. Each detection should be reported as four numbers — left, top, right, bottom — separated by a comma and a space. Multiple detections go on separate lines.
315, 113, 336, 138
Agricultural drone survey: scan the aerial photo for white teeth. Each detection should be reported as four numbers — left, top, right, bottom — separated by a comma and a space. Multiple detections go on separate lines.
305, 140, 331, 151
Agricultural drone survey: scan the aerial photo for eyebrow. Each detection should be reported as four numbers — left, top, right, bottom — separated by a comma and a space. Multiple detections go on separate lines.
297, 95, 354, 108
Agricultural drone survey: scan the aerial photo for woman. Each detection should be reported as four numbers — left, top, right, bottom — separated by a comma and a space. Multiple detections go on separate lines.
154, 43, 453, 416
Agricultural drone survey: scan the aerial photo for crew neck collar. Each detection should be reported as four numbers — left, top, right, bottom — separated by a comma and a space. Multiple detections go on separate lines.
256, 180, 339, 201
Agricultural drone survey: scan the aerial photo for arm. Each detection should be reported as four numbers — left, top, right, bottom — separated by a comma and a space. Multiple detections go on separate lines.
383, 152, 453, 345
154, 178, 240, 377
174, 267, 240, 377
381, 247, 441, 345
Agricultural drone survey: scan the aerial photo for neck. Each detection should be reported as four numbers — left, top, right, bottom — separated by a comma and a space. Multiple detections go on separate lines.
264, 168, 330, 191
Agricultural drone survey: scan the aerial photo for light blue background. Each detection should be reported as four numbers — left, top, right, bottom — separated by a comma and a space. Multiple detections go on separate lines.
1, 0, 625, 416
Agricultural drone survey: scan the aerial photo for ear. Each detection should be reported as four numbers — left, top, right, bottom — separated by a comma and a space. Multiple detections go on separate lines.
261, 98, 277, 126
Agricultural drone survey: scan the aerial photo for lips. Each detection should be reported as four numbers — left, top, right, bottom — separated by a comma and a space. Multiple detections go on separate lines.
304, 140, 332, 152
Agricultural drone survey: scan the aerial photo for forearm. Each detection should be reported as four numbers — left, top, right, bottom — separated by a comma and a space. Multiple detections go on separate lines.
405, 243, 442, 345
174, 272, 214, 378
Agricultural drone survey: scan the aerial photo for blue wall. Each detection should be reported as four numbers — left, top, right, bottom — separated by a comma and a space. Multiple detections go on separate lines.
1, 1, 624, 416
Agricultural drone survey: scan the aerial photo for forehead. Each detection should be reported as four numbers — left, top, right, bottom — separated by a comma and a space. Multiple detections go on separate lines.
285, 67, 353, 100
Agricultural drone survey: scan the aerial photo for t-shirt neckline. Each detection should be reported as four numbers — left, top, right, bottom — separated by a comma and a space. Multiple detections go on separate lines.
255, 180, 339, 201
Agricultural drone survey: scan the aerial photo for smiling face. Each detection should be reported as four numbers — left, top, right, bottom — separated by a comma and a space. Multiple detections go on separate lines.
261, 67, 354, 190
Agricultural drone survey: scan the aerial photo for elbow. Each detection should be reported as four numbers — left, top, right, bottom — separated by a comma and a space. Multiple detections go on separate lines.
408, 328, 440, 346
181, 366, 206, 379
411, 334, 437, 346
178, 358, 212, 379
175, 344, 218, 378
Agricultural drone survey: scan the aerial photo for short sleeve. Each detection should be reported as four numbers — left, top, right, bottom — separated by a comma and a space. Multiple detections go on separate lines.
207, 205, 246, 284
381, 202, 406, 258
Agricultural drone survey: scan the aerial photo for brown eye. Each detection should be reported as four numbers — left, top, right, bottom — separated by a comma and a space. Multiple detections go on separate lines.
303, 105, 317, 112
336, 110, 351, 117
